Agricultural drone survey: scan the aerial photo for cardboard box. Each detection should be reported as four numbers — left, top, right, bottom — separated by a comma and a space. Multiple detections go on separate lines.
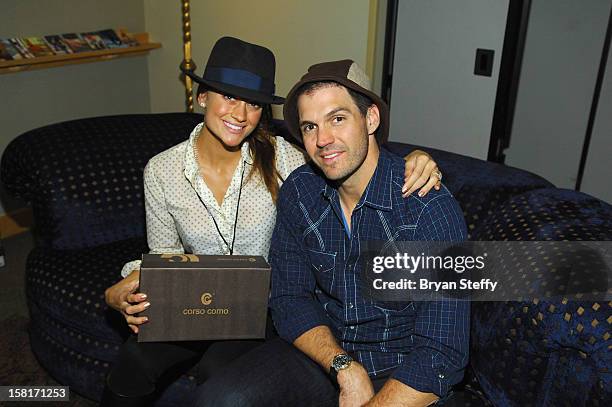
138, 254, 271, 342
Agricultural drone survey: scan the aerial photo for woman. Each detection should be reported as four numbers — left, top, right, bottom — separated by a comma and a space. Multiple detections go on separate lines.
102, 37, 442, 406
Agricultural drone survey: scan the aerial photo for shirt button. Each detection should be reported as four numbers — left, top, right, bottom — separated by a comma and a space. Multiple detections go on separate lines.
438, 373, 445, 379
348, 303, 354, 309
349, 325, 355, 330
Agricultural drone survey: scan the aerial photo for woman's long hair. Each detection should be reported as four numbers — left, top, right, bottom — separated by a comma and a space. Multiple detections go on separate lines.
246, 104, 282, 203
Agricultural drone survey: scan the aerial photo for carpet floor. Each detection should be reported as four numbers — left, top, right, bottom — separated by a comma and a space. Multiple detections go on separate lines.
0, 314, 97, 406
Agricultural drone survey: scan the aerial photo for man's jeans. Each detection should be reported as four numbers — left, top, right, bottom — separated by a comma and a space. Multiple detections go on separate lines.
192, 337, 391, 407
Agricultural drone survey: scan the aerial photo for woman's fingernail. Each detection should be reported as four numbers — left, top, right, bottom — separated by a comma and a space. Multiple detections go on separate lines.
143, 302, 151, 308
418, 190, 425, 197
140, 293, 147, 300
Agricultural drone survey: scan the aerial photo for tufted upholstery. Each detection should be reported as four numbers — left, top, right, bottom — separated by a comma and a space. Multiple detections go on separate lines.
384, 142, 554, 239
1, 115, 610, 406
27, 238, 145, 399
1, 113, 201, 250
469, 189, 612, 407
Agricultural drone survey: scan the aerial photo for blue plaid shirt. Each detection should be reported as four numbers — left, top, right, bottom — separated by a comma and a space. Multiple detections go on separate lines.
269, 149, 469, 397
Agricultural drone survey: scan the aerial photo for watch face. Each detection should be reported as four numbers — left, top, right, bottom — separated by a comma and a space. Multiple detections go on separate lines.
332, 354, 352, 371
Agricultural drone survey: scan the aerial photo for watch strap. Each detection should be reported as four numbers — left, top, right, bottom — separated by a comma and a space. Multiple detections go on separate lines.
329, 353, 353, 387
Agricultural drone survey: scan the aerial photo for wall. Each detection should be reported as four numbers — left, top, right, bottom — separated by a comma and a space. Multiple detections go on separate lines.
145, 0, 372, 118
0, 0, 150, 216
505, 0, 611, 190
143, 0, 184, 113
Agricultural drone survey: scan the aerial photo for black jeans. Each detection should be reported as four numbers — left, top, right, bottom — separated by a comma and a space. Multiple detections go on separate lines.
191, 337, 391, 407
106, 335, 264, 397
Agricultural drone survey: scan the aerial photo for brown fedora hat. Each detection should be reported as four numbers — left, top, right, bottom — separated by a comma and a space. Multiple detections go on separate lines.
283, 59, 389, 143
182, 36, 284, 105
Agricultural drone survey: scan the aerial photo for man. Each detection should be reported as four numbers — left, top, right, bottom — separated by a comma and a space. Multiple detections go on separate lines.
194, 60, 468, 407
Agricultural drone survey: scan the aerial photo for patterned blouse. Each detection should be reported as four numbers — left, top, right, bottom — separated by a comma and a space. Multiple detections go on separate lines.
121, 123, 307, 277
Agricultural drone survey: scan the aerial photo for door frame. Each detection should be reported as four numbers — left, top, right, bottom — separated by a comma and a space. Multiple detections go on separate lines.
380, 0, 531, 163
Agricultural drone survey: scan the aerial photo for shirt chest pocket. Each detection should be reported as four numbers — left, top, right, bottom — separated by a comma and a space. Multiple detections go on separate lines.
306, 248, 336, 274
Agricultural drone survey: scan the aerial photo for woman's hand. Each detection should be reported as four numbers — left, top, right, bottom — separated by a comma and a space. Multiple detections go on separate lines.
104, 270, 150, 334
402, 150, 442, 197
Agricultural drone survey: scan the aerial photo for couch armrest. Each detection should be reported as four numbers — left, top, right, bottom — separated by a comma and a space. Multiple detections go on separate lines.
1, 113, 201, 250
384, 142, 554, 239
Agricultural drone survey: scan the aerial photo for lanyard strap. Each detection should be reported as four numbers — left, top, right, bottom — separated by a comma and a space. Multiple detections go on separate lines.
196, 161, 246, 255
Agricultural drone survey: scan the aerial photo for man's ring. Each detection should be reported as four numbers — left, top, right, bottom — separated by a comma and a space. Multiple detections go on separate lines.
433, 169, 442, 181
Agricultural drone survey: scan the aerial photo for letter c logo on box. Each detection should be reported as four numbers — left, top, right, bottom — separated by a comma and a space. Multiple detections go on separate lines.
201, 293, 213, 305
161, 254, 200, 262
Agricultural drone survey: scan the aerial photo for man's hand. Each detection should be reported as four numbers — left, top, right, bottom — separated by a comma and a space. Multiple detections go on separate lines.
337, 362, 374, 407
104, 270, 149, 334
293, 326, 373, 405
402, 150, 442, 198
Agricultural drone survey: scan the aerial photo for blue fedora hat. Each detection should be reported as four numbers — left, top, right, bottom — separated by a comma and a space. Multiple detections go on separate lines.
182, 36, 284, 105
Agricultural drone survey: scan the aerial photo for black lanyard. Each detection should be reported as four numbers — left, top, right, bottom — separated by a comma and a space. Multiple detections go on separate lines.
196, 161, 246, 255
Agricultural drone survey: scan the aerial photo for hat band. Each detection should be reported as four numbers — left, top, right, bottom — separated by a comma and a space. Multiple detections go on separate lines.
206, 67, 264, 92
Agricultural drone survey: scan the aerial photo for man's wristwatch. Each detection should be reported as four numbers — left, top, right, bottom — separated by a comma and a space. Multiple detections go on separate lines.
329, 353, 353, 386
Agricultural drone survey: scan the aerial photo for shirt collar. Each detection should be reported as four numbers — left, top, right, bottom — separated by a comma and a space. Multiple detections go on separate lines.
183, 122, 254, 186
322, 149, 394, 211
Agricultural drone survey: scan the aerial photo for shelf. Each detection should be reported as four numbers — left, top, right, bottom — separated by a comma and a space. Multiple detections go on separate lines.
0, 36, 161, 75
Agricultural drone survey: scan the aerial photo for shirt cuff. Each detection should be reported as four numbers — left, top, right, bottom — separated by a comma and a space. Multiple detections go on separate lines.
271, 299, 332, 343
120, 260, 141, 278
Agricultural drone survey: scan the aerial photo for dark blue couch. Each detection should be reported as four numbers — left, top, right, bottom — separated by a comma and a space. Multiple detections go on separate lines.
1, 113, 610, 406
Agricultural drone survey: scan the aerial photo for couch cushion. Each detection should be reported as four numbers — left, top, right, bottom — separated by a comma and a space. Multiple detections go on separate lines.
1, 113, 202, 250
472, 188, 612, 241
26, 236, 148, 342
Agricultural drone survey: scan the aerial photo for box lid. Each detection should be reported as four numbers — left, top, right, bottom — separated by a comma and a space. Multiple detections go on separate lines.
141, 253, 270, 269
